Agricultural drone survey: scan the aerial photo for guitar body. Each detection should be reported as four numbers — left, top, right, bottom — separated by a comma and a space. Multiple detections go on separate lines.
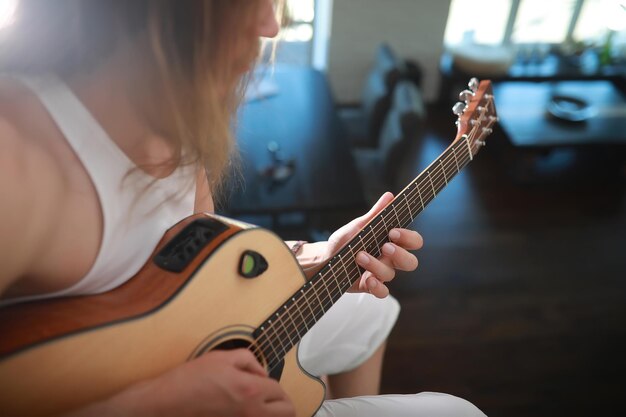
0, 214, 324, 417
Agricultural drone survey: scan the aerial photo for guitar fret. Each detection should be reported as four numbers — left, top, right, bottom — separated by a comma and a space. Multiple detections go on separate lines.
358, 233, 367, 257
428, 171, 436, 197
310, 282, 325, 316
417, 183, 425, 210
446, 150, 457, 182
403, 193, 413, 221
329, 262, 342, 293
267, 317, 289, 361
464, 136, 473, 161
317, 272, 334, 308
259, 324, 281, 365
391, 204, 401, 227
301, 290, 317, 336
452, 146, 461, 173
276, 308, 294, 348
286, 296, 305, 340
340, 251, 354, 287
365, 222, 380, 257
295, 291, 309, 333
440, 159, 448, 185
380, 213, 389, 242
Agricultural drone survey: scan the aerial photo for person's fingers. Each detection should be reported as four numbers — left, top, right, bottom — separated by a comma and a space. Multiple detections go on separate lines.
255, 376, 289, 403
382, 242, 419, 271
366, 276, 390, 298
356, 251, 395, 282
227, 348, 268, 377
227, 371, 293, 417
262, 399, 296, 417
388, 228, 424, 251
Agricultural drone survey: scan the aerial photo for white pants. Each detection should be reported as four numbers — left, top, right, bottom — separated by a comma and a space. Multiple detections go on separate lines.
317, 392, 487, 417
299, 293, 487, 417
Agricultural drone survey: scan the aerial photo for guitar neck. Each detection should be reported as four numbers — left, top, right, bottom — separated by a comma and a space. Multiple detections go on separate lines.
252, 141, 475, 371
254, 84, 497, 372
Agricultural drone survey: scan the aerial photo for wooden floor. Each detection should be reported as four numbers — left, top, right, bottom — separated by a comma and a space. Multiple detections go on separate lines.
270, 105, 626, 416
380, 106, 626, 417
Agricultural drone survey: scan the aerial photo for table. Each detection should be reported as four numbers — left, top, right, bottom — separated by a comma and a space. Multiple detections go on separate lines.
493, 80, 626, 149
491, 80, 626, 182
224, 65, 365, 226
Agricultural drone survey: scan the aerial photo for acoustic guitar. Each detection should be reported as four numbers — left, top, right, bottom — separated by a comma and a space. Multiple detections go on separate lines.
0, 78, 497, 417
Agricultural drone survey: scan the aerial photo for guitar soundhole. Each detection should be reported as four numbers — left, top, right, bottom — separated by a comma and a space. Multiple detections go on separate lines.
213, 338, 252, 352
210, 338, 285, 381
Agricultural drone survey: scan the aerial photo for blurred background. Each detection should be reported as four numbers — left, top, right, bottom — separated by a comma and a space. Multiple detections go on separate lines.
239, 1, 626, 416
3, 0, 625, 415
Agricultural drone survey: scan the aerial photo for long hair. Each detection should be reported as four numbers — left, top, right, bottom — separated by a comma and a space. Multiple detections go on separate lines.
0, 0, 284, 203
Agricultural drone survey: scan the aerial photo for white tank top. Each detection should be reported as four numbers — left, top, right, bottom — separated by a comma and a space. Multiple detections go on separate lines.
1, 75, 196, 305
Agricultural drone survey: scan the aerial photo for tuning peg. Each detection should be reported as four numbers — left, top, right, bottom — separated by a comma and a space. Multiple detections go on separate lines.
452, 102, 466, 116
459, 89, 474, 103
468, 77, 479, 93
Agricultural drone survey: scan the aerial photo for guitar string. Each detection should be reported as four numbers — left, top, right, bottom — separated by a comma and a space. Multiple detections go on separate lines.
252, 102, 496, 367
250, 99, 496, 366
251, 103, 496, 366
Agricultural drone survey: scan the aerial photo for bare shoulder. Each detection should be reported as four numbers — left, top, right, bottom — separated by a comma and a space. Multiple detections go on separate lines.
0, 99, 68, 295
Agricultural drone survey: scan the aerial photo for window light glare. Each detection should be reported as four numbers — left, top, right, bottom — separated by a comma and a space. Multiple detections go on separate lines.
0, 0, 17, 29
607, 0, 626, 31
287, 0, 314, 23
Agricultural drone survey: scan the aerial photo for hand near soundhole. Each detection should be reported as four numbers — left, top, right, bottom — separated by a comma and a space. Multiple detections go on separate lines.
326, 192, 423, 298
67, 349, 295, 417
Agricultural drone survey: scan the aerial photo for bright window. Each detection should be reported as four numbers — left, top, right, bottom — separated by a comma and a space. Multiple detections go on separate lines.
444, 0, 511, 45
574, 0, 626, 41
281, 0, 315, 42
444, 0, 626, 46
511, 0, 577, 44
273, 0, 333, 68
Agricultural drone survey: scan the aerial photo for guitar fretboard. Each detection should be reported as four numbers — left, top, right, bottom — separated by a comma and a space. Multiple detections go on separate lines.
253, 96, 497, 372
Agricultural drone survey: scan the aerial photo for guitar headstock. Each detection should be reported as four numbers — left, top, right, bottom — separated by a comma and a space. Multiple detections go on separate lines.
452, 78, 498, 157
